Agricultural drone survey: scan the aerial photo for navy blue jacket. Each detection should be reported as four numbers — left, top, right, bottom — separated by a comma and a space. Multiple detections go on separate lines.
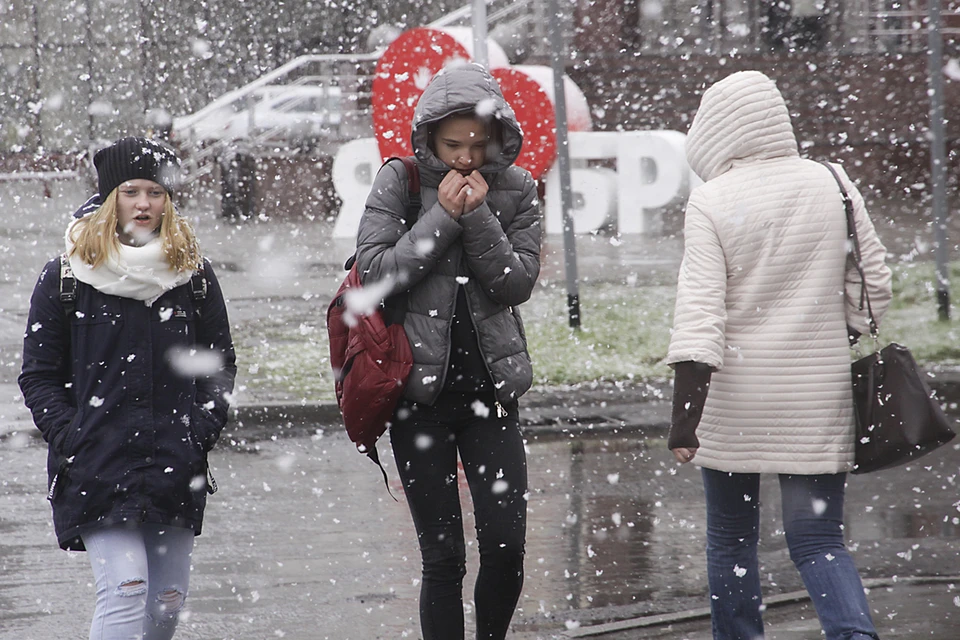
19, 256, 237, 550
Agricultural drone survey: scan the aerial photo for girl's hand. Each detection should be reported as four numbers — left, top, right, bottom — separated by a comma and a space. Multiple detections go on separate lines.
462, 171, 488, 214
672, 447, 698, 464
438, 170, 468, 219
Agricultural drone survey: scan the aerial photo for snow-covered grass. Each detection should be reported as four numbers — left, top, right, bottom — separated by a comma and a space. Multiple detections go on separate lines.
877, 262, 960, 364
231, 262, 960, 403
525, 281, 675, 385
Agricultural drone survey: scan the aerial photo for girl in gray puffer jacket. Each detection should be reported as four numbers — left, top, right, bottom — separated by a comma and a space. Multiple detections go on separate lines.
355, 63, 541, 640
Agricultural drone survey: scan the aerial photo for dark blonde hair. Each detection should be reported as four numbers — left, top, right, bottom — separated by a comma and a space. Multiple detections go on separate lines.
68, 189, 201, 272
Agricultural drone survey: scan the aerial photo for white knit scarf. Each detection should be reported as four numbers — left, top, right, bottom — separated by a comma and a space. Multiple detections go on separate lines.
64, 217, 194, 307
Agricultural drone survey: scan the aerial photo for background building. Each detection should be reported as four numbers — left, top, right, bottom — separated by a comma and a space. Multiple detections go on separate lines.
1, 0, 957, 200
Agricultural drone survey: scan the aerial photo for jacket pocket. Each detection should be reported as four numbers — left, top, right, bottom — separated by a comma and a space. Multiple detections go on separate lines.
188, 404, 219, 453
47, 454, 73, 501
55, 411, 83, 460
187, 406, 219, 495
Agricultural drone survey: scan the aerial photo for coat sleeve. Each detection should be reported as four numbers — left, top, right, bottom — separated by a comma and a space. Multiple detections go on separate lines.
18, 259, 76, 451
668, 361, 713, 449
664, 194, 728, 370
355, 161, 463, 295
458, 168, 542, 306
192, 261, 237, 451
834, 164, 893, 335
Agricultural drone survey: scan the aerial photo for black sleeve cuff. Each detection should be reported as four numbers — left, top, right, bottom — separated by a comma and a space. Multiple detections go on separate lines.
668, 361, 713, 450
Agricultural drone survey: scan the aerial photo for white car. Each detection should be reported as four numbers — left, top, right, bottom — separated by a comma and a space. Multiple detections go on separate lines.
174, 85, 343, 143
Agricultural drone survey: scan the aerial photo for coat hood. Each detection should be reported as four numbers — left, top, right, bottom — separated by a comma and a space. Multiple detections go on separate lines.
411, 63, 523, 179
685, 71, 799, 182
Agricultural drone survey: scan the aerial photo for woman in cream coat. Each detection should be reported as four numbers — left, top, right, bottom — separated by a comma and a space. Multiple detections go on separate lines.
666, 71, 890, 640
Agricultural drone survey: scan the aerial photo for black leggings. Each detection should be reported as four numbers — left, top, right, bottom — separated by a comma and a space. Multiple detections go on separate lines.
390, 391, 528, 640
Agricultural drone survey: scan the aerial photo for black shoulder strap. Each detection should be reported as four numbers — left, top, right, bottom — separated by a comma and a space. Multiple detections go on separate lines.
189, 262, 207, 321
191, 262, 207, 302
59, 254, 76, 320
821, 161, 878, 338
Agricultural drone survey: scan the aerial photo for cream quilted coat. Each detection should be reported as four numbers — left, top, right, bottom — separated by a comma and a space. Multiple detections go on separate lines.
665, 71, 892, 474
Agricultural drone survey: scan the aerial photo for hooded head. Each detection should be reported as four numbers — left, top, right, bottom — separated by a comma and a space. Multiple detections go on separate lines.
410, 63, 523, 176
685, 71, 799, 182
94, 136, 181, 199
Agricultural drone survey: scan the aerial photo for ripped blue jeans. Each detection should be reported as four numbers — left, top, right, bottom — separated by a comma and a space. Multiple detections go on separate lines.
82, 523, 195, 640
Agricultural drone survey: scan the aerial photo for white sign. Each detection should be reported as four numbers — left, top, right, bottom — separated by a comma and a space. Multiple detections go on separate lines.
331, 137, 382, 238
330, 131, 699, 238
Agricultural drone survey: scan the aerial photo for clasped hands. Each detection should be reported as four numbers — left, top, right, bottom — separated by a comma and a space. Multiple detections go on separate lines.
438, 169, 488, 219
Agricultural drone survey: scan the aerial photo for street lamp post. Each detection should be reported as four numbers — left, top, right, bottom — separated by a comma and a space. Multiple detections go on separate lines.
929, 0, 950, 320
548, 0, 581, 329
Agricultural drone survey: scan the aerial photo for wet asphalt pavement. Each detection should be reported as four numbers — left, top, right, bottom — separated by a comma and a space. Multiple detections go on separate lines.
1, 178, 960, 639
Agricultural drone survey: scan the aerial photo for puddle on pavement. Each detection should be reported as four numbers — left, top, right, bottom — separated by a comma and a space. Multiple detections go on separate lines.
2, 428, 958, 638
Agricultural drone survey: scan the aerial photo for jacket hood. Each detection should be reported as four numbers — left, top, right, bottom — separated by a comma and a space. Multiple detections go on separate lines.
685, 71, 799, 182
411, 63, 523, 179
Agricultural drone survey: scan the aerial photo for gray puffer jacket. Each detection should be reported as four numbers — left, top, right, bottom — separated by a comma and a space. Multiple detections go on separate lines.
355, 64, 542, 406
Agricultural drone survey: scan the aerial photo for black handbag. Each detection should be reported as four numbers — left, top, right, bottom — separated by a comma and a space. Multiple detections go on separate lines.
822, 162, 956, 473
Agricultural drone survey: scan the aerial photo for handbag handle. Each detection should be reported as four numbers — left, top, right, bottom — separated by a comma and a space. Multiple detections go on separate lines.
820, 162, 879, 339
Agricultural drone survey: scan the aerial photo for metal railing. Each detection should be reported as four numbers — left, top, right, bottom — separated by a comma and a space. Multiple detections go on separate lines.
428, 0, 560, 60
173, 53, 378, 185
173, 1, 551, 187
171, 0, 957, 187
851, 0, 960, 52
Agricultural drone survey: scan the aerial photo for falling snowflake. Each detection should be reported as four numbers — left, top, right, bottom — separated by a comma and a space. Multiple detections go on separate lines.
415, 434, 433, 451
416, 238, 436, 255
168, 347, 224, 377
89, 396, 104, 407
189, 475, 206, 492
475, 98, 497, 117
471, 399, 490, 418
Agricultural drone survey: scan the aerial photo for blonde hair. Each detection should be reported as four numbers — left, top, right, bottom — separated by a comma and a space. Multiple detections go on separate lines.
68, 189, 202, 272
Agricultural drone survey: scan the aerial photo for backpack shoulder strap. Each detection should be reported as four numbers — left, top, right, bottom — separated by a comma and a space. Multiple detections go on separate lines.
189, 260, 207, 321
345, 157, 421, 272
398, 155, 420, 194
59, 254, 76, 320
190, 261, 207, 302
385, 155, 421, 227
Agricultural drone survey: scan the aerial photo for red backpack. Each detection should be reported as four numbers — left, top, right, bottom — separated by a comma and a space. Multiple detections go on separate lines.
326, 157, 420, 481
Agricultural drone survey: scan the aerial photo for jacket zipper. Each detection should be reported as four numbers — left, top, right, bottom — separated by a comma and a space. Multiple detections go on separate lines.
461, 282, 508, 418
